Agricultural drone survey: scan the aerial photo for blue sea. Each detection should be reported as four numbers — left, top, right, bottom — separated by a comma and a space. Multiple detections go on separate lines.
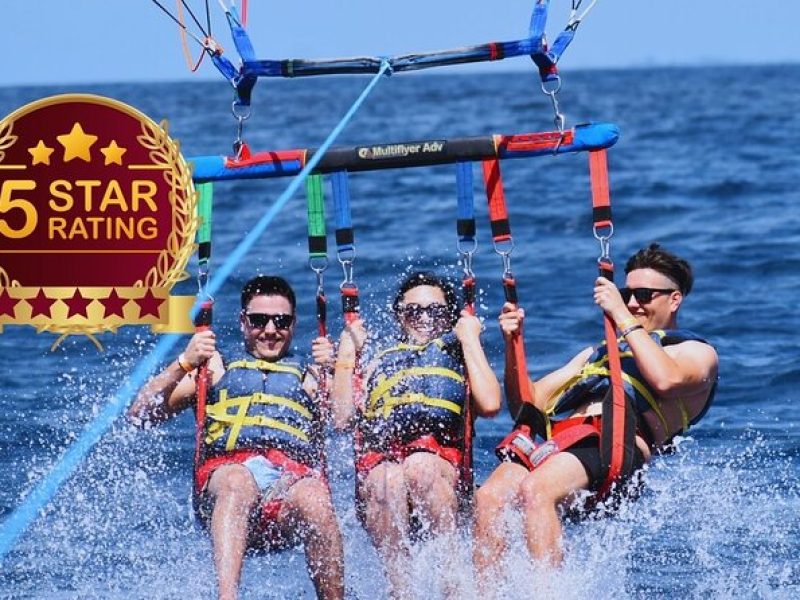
1, 64, 799, 598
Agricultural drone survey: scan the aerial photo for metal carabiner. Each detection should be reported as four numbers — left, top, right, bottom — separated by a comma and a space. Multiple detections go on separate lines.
493, 239, 516, 280
593, 223, 614, 265
338, 254, 355, 290
541, 75, 566, 134
457, 237, 478, 279
231, 101, 252, 156
309, 256, 329, 294
197, 265, 214, 301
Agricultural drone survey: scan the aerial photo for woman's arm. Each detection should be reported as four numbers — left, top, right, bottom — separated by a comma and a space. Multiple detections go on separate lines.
455, 310, 501, 418
330, 318, 368, 430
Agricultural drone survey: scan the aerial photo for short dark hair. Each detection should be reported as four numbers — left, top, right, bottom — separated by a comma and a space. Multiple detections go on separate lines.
392, 271, 460, 327
240, 275, 296, 311
625, 243, 693, 295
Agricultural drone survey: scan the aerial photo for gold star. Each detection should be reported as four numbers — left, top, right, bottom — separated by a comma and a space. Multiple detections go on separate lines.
56, 122, 97, 163
28, 140, 55, 166
100, 140, 127, 166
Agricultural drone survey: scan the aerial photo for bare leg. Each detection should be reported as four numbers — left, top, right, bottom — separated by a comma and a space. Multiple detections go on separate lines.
517, 452, 589, 566
402, 452, 459, 534
206, 464, 260, 600
280, 477, 345, 600
473, 462, 528, 597
402, 452, 461, 596
360, 462, 410, 599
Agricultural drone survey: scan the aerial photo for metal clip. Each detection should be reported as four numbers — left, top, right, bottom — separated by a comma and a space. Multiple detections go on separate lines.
337, 248, 356, 289
231, 102, 251, 157
593, 223, 614, 265
309, 256, 328, 295
541, 75, 566, 135
457, 238, 478, 279
197, 264, 213, 301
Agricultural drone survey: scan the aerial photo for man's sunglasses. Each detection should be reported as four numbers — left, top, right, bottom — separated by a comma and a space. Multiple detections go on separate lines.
620, 287, 676, 304
400, 303, 451, 322
245, 312, 294, 330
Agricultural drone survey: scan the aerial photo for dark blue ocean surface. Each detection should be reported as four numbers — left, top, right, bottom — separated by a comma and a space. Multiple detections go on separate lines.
1, 64, 799, 598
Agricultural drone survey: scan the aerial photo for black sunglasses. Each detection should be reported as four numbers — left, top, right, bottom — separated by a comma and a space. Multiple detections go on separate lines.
400, 303, 450, 322
245, 312, 294, 330
620, 287, 676, 304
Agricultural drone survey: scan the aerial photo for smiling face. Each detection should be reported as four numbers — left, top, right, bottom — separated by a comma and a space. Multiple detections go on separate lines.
624, 268, 683, 331
240, 294, 295, 360
396, 284, 451, 344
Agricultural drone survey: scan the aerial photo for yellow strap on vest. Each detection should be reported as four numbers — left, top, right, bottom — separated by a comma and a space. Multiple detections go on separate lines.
677, 399, 690, 432
367, 366, 464, 412
226, 359, 303, 379
363, 392, 462, 419
548, 364, 669, 434
205, 389, 311, 450
373, 337, 449, 361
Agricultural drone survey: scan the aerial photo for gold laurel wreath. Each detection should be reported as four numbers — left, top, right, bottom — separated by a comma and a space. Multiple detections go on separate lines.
136, 118, 198, 289
0, 118, 19, 163
0, 267, 15, 288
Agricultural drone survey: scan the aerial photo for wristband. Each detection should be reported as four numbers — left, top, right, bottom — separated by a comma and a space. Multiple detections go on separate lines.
621, 324, 644, 337
177, 353, 194, 373
617, 317, 638, 332
335, 361, 356, 371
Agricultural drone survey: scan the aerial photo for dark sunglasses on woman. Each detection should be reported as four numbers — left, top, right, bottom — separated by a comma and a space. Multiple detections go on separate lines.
400, 303, 450, 322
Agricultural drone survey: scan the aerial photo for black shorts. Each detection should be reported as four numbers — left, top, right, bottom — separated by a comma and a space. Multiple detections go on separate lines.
563, 438, 646, 492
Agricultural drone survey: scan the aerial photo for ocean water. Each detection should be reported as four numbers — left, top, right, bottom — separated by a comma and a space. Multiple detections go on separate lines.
0, 64, 799, 598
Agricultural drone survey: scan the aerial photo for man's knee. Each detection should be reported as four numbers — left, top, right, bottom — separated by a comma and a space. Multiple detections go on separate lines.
208, 464, 258, 502
474, 480, 507, 517
475, 463, 526, 516
518, 470, 569, 513
285, 477, 336, 523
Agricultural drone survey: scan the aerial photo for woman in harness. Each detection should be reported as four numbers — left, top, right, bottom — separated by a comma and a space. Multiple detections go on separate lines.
332, 271, 501, 597
473, 244, 718, 580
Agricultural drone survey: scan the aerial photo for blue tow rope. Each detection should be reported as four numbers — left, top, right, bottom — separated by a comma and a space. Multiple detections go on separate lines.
0, 60, 390, 561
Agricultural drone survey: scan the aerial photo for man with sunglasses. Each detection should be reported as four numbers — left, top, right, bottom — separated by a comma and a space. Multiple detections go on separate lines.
473, 243, 718, 577
129, 275, 344, 600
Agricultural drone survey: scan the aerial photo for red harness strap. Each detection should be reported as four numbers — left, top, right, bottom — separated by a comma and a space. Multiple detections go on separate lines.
482, 158, 534, 409
192, 300, 214, 494
195, 448, 316, 494
496, 416, 600, 473
589, 149, 636, 498
356, 435, 462, 476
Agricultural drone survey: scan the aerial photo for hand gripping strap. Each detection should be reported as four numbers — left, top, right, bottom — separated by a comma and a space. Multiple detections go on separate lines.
193, 300, 214, 492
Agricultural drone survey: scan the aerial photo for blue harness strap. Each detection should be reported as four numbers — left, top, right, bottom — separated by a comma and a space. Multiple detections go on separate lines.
456, 162, 476, 247
331, 171, 354, 255
330, 170, 360, 320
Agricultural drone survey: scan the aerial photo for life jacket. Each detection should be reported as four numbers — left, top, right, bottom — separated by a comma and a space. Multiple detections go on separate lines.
546, 329, 716, 443
497, 329, 716, 503
359, 331, 466, 453
202, 354, 323, 469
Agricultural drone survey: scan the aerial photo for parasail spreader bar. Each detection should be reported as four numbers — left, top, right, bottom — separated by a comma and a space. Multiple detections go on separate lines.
190, 122, 619, 183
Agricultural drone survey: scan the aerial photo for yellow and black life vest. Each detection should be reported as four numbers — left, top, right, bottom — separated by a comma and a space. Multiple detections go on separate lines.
360, 332, 466, 451
203, 355, 323, 468
547, 329, 715, 441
